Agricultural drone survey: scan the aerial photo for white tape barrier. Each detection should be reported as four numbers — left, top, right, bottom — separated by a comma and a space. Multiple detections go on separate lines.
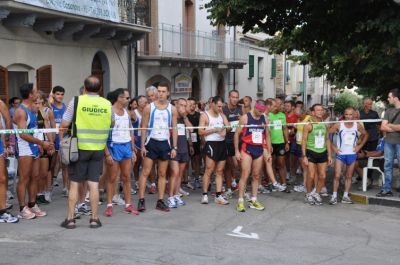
0, 119, 382, 135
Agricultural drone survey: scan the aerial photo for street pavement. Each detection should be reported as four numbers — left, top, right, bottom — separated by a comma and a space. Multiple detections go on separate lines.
1, 187, 400, 265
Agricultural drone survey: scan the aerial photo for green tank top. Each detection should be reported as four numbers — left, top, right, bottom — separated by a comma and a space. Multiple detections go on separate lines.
306, 122, 327, 153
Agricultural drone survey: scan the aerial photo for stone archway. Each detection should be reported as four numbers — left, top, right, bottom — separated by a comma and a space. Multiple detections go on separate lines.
91, 51, 110, 97
145, 74, 171, 89
217, 73, 225, 99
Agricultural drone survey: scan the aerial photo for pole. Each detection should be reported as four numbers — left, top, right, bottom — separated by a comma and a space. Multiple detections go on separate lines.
233, 26, 236, 90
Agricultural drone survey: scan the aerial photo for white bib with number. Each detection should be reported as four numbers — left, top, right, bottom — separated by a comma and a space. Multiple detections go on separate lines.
315, 135, 325, 149
296, 132, 302, 142
191, 132, 197, 143
273, 120, 282, 130
343, 133, 355, 145
230, 120, 239, 132
252, 131, 263, 144
177, 123, 185, 136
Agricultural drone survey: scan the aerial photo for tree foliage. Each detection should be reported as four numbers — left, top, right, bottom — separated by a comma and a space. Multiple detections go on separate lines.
333, 91, 361, 115
206, 0, 400, 100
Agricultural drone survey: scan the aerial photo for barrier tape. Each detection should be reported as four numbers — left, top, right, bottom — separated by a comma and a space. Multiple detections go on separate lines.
0, 119, 382, 135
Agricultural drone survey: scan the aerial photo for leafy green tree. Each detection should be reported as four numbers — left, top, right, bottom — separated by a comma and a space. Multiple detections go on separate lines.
333, 91, 361, 115
206, 0, 400, 100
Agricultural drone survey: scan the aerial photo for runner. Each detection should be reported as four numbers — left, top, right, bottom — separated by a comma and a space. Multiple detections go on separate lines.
285, 100, 298, 183
198, 96, 230, 205
302, 104, 333, 205
329, 107, 368, 204
138, 82, 178, 212
104, 88, 138, 216
186, 97, 201, 189
222, 90, 242, 198
235, 100, 270, 212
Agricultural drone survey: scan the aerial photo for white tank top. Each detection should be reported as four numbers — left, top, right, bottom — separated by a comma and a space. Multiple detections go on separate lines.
204, 111, 225, 142
147, 102, 172, 141
111, 109, 131, 143
337, 122, 358, 155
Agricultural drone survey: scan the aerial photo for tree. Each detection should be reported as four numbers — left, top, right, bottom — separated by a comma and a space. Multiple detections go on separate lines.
333, 90, 361, 115
206, 0, 400, 100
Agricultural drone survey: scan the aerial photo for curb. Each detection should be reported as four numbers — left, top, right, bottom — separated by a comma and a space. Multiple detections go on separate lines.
350, 192, 400, 208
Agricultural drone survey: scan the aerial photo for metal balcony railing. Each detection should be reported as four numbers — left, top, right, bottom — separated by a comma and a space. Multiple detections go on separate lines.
140, 23, 248, 63
118, 0, 150, 26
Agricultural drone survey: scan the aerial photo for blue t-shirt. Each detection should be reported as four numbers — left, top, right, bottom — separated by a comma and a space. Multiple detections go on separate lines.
376, 138, 384, 152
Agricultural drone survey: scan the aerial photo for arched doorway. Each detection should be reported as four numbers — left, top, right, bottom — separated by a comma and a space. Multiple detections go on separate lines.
217, 73, 225, 99
91, 52, 110, 97
145, 74, 171, 89
191, 69, 200, 100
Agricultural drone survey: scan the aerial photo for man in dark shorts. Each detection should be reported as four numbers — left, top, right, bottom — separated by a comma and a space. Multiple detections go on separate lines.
187, 97, 201, 189
60, 76, 112, 229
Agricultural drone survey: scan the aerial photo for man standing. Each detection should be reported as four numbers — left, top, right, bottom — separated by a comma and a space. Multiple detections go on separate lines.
284, 100, 298, 183
60, 76, 112, 229
104, 88, 138, 217
378, 88, 400, 197
145, 86, 158, 193
138, 82, 178, 212
187, 97, 202, 189
14, 84, 53, 219
222, 90, 242, 197
198, 96, 230, 205
302, 104, 332, 205
359, 97, 381, 187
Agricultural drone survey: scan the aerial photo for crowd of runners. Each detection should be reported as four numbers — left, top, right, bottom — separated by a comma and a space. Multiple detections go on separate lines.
0, 78, 388, 226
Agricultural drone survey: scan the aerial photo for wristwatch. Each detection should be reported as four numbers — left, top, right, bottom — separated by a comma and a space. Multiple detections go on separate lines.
173, 146, 178, 150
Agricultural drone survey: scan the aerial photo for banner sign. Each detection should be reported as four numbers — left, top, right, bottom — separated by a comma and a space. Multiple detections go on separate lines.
174, 73, 192, 93
15, 0, 120, 22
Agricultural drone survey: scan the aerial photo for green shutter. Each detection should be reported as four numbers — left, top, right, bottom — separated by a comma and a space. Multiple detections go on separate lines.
271, 58, 276, 78
249, 55, 254, 78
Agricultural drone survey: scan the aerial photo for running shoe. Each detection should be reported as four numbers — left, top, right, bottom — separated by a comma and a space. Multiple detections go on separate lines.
104, 205, 113, 217
201, 194, 209, 204
236, 200, 246, 212
112, 194, 126, 206
320, 187, 329, 197
167, 197, 177, 208
30, 204, 47, 217
258, 185, 268, 194
194, 178, 201, 189
44, 191, 52, 203
124, 204, 139, 215
20, 206, 36, 220
329, 196, 337, 205
53, 179, 60, 187
0, 212, 19, 223
376, 190, 393, 197
273, 183, 287, 192
137, 199, 146, 212
6, 190, 14, 200
130, 188, 137, 195
341, 196, 354, 204
249, 200, 265, 211
215, 195, 229, 205
294, 184, 306, 193
148, 184, 157, 194
156, 200, 170, 212
74, 207, 81, 219
36, 195, 50, 205
62, 188, 69, 197
78, 204, 92, 216
179, 187, 190, 196
305, 194, 315, 205
225, 189, 234, 199
281, 184, 291, 193
312, 193, 323, 205
174, 195, 186, 206
244, 192, 252, 202
185, 182, 195, 190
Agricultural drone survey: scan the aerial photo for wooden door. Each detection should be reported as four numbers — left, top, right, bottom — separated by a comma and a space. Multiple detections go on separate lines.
37, 65, 52, 96
0, 66, 8, 104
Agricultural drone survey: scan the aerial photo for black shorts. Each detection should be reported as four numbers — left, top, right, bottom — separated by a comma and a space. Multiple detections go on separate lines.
69, 150, 104, 183
172, 152, 190, 163
272, 143, 286, 156
205, 141, 227, 162
145, 139, 171, 161
191, 142, 201, 156
226, 141, 235, 157
306, 149, 327, 164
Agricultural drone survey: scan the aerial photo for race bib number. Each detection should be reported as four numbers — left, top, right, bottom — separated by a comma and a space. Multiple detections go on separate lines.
177, 123, 185, 136
315, 135, 325, 149
273, 120, 282, 130
230, 121, 239, 132
191, 132, 197, 143
252, 131, 263, 144
343, 133, 355, 145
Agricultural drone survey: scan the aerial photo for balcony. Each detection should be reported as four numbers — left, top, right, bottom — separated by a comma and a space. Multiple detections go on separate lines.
138, 23, 249, 69
0, 0, 151, 42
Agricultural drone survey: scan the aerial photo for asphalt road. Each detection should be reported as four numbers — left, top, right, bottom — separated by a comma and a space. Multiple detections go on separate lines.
1, 188, 400, 265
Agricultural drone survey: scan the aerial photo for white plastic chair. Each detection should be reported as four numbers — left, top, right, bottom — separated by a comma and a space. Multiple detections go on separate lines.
362, 156, 384, 192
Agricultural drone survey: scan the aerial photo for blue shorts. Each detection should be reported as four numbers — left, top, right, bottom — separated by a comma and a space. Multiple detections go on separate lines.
241, 143, 263, 160
55, 135, 60, 151
336, 154, 357, 165
290, 143, 302, 157
145, 138, 171, 161
0, 141, 3, 156
107, 142, 132, 162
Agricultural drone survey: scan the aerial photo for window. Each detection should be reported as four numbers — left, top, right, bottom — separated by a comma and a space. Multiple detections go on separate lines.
37, 65, 52, 96
271, 58, 276, 79
248, 55, 254, 78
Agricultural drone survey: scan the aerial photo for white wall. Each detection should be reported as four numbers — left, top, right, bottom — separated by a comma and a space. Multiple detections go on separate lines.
158, 0, 183, 26
0, 25, 127, 102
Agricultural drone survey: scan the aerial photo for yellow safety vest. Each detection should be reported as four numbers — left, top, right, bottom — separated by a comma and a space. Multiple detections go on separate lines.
75, 95, 112, 150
